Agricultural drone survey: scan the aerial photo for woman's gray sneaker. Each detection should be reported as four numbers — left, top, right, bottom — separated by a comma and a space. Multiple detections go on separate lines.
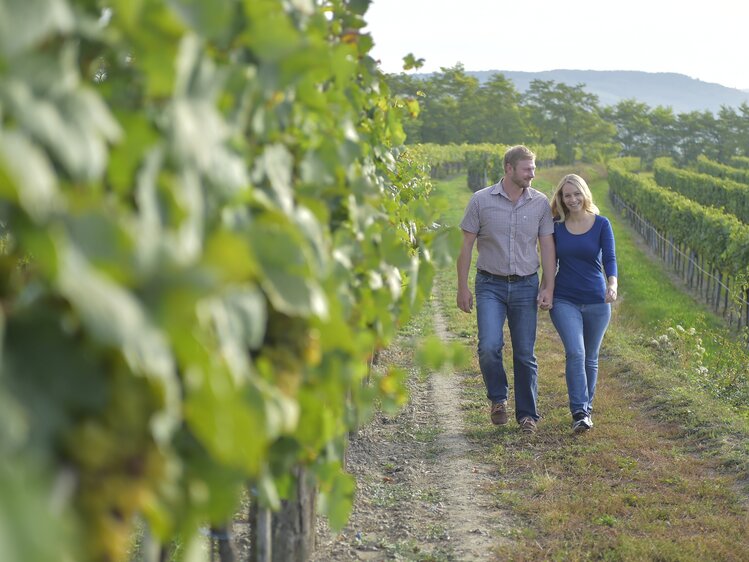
572, 412, 592, 433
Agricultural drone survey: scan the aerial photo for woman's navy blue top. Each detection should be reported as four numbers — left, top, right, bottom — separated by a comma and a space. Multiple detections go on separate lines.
553, 215, 618, 305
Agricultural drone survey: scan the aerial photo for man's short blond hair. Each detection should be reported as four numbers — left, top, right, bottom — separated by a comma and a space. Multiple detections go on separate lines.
504, 145, 536, 169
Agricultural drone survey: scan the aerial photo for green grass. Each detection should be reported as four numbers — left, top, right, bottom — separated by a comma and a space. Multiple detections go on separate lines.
589, 178, 724, 333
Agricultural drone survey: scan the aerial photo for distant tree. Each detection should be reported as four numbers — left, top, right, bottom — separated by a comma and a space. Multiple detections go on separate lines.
648, 106, 680, 162
388, 67, 749, 169
469, 73, 527, 144
523, 80, 614, 165
715, 103, 749, 161
676, 111, 719, 164
604, 99, 653, 161
735, 103, 749, 157
418, 64, 481, 144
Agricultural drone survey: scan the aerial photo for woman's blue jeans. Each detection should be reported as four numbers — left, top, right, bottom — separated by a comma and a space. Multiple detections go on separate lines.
475, 271, 540, 422
549, 299, 611, 416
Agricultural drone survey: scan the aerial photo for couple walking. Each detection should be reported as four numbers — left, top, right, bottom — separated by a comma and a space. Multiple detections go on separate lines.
456, 145, 618, 434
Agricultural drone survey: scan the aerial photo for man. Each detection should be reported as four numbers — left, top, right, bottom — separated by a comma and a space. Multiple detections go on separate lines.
456, 145, 555, 434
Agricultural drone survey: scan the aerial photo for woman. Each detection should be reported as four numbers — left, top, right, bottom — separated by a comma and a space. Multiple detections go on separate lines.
549, 174, 618, 433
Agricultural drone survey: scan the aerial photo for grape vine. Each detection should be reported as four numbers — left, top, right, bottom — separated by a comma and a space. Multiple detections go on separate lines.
0, 0, 454, 559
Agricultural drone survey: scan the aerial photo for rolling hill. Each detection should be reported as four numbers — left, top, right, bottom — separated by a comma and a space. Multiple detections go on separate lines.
464, 69, 749, 114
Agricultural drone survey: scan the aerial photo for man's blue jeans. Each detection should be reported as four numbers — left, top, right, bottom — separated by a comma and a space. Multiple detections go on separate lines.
549, 299, 611, 416
475, 271, 540, 422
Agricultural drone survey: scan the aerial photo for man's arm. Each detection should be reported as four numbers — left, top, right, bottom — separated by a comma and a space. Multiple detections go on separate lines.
537, 234, 556, 310
457, 230, 478, 313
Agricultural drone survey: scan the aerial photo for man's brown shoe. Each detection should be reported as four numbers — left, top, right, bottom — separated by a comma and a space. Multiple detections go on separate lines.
519, 416, 537, 434
490, 401, 508, 425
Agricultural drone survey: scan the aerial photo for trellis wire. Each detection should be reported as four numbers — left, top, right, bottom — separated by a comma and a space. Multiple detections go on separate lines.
610, 193, 749, 331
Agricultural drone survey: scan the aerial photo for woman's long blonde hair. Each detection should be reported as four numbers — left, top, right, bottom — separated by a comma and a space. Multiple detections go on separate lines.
550, 173, 599, 221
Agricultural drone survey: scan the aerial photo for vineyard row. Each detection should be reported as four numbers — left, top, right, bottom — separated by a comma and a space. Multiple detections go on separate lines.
608, 160, 749, 329
653, 158, 749, 224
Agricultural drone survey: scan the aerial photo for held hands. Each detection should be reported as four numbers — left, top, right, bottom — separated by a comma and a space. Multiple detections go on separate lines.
605, 276, 618, 303
605, 285, 618, 303
537, 287, 553, 310
457, 287, 473, 313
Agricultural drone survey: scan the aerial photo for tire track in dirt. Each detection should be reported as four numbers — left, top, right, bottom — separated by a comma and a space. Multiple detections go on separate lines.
313, 287, 514, 561
427, 288, 514, 560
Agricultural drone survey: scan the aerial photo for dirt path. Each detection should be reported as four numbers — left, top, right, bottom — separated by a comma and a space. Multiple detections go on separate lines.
313, 268, 749, 561
313, 289, 511, 561
427, 290, 513, 560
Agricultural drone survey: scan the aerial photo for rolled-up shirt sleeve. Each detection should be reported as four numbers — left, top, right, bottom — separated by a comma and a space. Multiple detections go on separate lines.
460, 194, 480, 234
539, 201, 554, 237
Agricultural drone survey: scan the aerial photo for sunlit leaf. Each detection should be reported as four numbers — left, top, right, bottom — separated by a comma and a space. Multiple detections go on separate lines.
244, 0, 301, 62
203, 229, 257, 282
108, 111, 160, 195
3, 64, 121, 181
294, 206, 329, 273
250, 215, 328, 318
376, 367, 407, 414
428, 225, 462, 268
402, 53, 425, 71
261, 268, 328, 319
65, 212, 137, 284
56, 243, 180, 442
294, 389, 337, 449
0, 0, 74, 56
255, 470, 281, 511
198, 286, 266, 380
168, 0, 237, 41
415, 335, 446, 371
316, 462, 354, 531
256, 143, 294, 214
0, 461, 80, 562
184, 368, 267, 475
0, 131, 61, 221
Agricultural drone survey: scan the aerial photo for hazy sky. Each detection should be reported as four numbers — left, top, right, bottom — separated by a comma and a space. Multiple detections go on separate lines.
364, 0, 749, 91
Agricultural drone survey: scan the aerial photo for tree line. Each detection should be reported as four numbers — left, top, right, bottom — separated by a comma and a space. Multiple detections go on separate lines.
387, 64, 749, 166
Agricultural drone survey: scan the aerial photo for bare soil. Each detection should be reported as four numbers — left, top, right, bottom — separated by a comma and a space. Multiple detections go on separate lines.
313, 294, 512, 561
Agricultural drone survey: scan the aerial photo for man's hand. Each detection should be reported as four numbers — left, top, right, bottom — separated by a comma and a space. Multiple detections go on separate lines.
457, 286, 473, 313
456, 230, 477, 313
538, 234, 556, 311
537, 286, 553, 310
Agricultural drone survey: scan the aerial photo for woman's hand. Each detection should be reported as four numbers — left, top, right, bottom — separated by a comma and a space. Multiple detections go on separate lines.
605, 277, 618, 303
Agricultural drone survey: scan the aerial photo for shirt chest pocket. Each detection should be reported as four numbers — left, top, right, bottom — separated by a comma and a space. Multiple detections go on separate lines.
514, 213, 535, 243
